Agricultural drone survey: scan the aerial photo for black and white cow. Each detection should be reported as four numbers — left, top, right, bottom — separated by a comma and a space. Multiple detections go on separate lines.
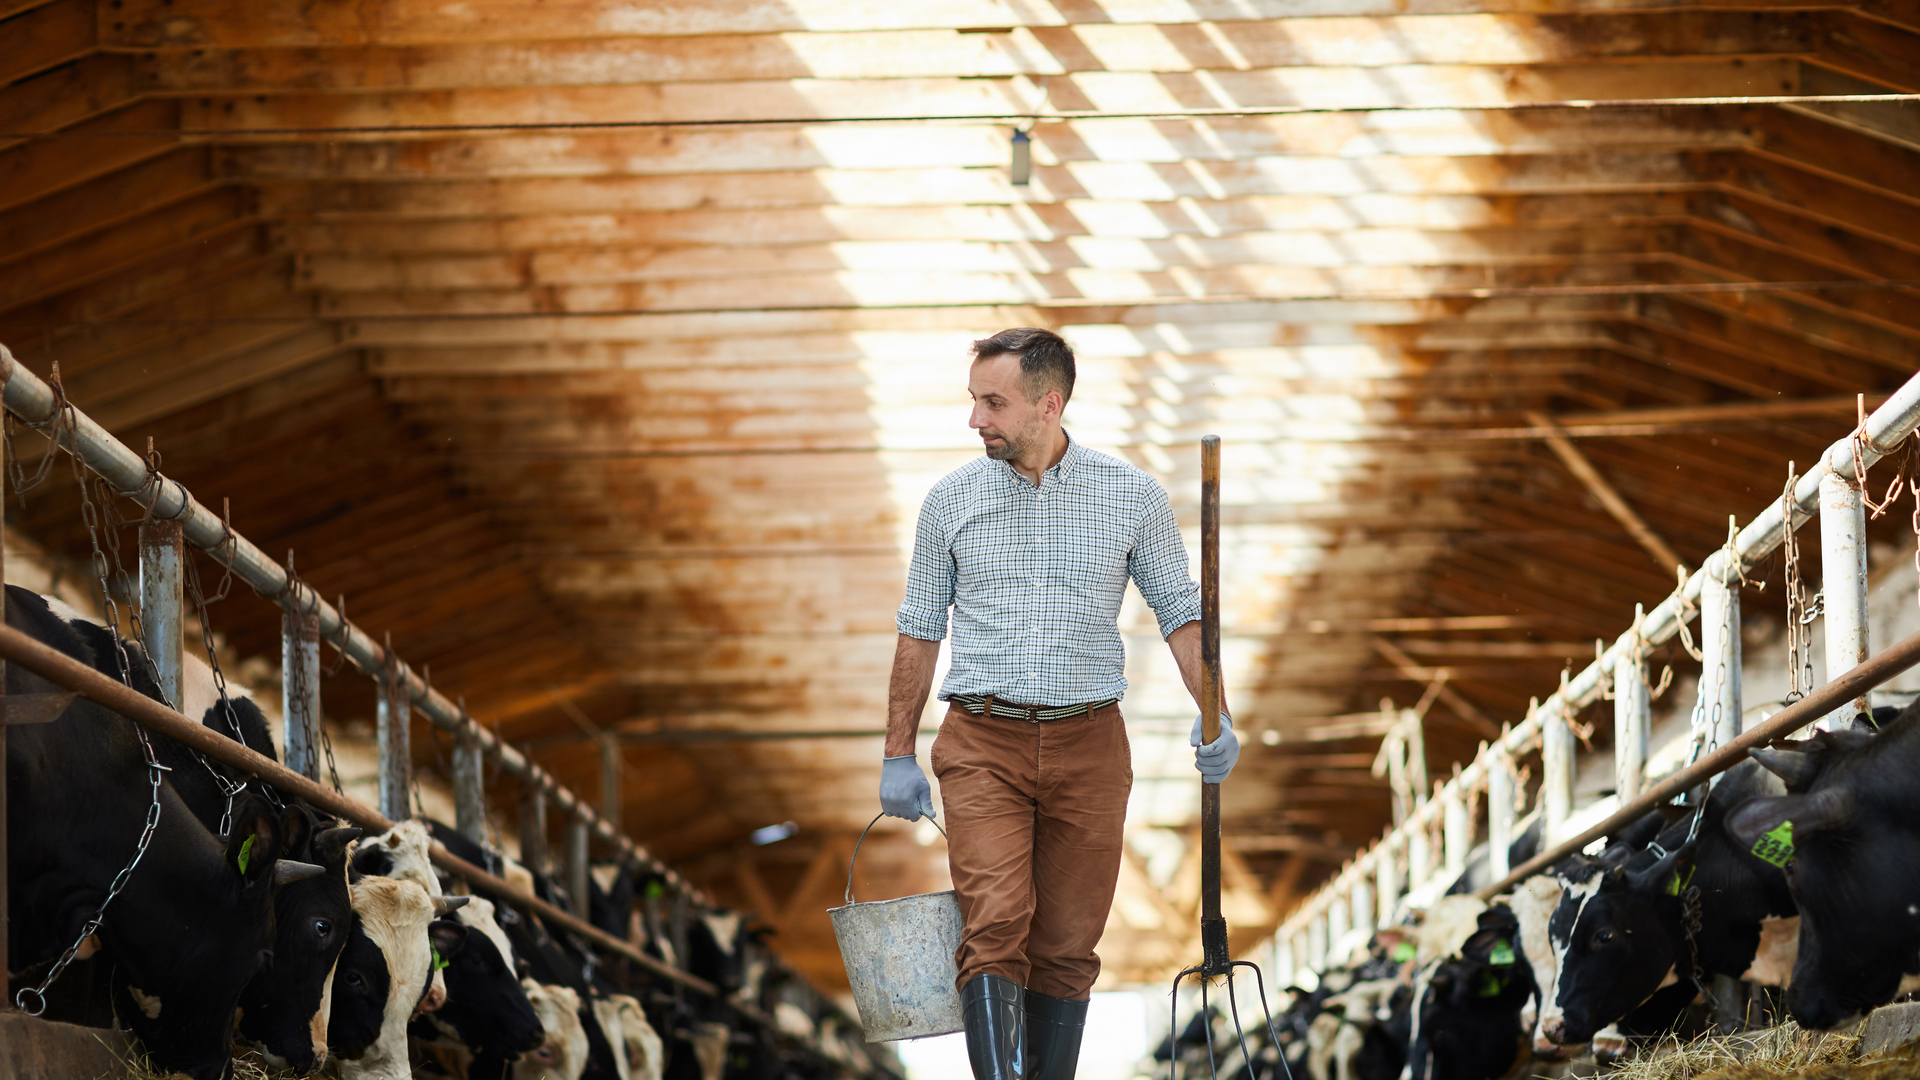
45, 590, 361, 1072
1725, 700, 1920, 1029
4, 588, 321, 1080
1544, 759, 1796, 1047
329, 871, 470, 1080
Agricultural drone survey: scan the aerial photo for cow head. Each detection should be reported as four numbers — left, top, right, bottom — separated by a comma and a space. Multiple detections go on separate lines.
1729, 730, 1892, 1030
237, 822, 362, 1072
330, 876, 468, 1080
426, 897, 547, 1059
516, 981, 591, 1080
102, 794, 321, 1080
1415, 908, 1535, 1080
1544, 844, 1690, 1046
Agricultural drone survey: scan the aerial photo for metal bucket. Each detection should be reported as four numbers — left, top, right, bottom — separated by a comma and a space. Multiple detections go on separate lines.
828, 813, 964, 1042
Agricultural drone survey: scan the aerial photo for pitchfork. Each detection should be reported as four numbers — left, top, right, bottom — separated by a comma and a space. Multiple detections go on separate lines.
1168, 436, 1293, 1080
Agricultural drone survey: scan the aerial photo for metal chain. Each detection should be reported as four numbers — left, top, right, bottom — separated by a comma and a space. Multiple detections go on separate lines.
2, 408, 59, 504
1782, 465, 1812, 705
1669, 565, 1705, 663
16, 377, 166, 1013
15, 718, 168, 1016
1682, 884, 1710, 998
185, 548, 264, 832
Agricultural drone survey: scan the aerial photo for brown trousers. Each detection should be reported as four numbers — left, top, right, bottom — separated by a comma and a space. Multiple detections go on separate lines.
930, 702, 1132, 1000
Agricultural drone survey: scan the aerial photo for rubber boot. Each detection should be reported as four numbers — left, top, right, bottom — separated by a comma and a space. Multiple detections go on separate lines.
1024, 990, 1089, 1080
960, 973, 1026, 1080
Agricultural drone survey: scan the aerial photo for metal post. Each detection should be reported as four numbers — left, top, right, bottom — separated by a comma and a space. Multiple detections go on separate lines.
567, 814, 591, 915
1403, 708, 1429, 808
1350, 879, 1374, 938
598, 732, 621, 828
1821, 470, 1870, 725
1, 424, 10, 994
519, 783, 549, 873
1614, 646, 1650, 803
1543, 705, 1574, 844
1376, 845, 1400, 928
377, 646, 412, 822
1308, 913, 1328, 971
1326, 889, 1350, 964
1488, 747, 1514, 881
454, 726, 487, 844
1276, 937, 1295, 993
138, 517, 184, 709
1291, 932, 1309, 982
281, 605, 321, 781
1701, 573, 1743, 751
1442, 784, 1470, 879
1408, 823, 1432, 895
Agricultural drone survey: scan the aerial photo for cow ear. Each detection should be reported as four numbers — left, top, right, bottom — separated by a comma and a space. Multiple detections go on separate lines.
1727, 795, 1799, 850
1624, 843, 1691, 897
428, 919, 469, 963
226, 801, 283, 885
279, 808, 314, 862
314, 826, 365, 869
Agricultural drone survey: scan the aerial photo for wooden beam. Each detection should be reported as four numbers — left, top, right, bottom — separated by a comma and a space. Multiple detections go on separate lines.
1369, 638, 1500, 738
99, 0, 1853, 48
1526, 409, 1686, 574
0, 99, 179, 214
0, 0, 94, 88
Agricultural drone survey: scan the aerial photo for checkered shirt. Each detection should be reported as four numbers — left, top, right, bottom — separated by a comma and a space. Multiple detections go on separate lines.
896, 431, 1202, 707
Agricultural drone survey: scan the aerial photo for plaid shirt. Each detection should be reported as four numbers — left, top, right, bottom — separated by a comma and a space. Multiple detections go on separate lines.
897, 432, 1202, 706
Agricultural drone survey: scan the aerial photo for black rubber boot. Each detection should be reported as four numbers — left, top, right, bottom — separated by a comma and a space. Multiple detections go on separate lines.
1024, 990, 1089, 1080
960, 973, 1026, 1080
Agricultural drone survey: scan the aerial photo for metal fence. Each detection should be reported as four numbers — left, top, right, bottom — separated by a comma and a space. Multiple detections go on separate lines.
0, 345, 887, 1077
1266, 374, 1920, 984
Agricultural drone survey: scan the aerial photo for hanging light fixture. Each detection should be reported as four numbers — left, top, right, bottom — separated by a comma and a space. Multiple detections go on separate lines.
1010, 128, 1031, 186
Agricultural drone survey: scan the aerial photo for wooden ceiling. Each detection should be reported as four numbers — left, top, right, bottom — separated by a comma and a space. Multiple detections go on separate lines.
3, 0, 1918, 992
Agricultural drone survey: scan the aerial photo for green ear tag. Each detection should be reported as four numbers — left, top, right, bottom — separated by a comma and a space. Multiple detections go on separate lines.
1751, 821, 1795, 868
1488, 940, 1516, 966
645, 880, 666, 901
1477, 970, 1509, 998
432, 945, 449, 972
1391, 941, 1416, 963
237, 834, 255, 875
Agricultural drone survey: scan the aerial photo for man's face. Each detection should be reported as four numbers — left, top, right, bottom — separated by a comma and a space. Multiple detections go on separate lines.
968, 354, 1052, 461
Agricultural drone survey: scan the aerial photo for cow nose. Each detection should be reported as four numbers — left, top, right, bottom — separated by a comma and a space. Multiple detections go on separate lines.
1541, 1018, 1566, 1044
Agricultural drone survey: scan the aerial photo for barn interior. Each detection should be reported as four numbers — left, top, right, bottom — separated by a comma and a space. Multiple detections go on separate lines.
3, 0, 1919, 1032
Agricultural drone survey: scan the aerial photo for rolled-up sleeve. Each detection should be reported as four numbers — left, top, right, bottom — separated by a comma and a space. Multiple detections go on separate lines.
1129, 480, 1201, 638
896, 490, 954, 641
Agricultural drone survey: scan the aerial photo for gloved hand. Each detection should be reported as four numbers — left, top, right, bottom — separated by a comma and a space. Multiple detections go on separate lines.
1190, 713, 1239, 784
879, 755, 937, 821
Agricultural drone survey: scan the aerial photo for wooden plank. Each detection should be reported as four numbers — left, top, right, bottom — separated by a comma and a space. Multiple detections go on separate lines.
0, 149, 220, 266
172, 59, 1802, 128
0, 54, 140, 153
127, 14, 1825, 90
1813, 10, 1920, 91
0, 187, 255, 312
0, 0, 94, 87
1526, 410, 1685, 573
98, 0, 1851, 48
0, 99, 179, 213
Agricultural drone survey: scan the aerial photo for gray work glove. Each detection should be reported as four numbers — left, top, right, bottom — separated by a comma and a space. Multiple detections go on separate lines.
1190, 713, 1239, 784
879, 755, 937, 821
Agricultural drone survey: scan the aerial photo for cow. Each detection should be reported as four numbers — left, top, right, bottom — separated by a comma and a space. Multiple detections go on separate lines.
44, 589, 360, 1072
593, 993, 667, 1080
351, 820, 548, 1073
1724, 700, 1920, 1029
1544, 759, 1796, 1048
518, 980, 592, 1080
1408, 905, 1535, 1080
3, 587, 322, 1080
329, 872, 470, 1080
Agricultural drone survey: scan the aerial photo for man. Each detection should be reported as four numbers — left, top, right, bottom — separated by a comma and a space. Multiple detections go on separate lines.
878, 327, 1240, 1079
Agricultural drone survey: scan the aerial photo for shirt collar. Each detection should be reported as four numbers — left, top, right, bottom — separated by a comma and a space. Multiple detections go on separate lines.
999, 429, 1080, 487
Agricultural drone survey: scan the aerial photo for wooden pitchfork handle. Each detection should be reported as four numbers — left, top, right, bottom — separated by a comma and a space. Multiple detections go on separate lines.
1199, 435, 1230, 976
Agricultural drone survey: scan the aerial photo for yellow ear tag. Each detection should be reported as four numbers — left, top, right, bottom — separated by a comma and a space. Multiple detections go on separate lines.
237, 834, 255, 875
1751, 821, 1795, 868
1664, 864, 1695, 896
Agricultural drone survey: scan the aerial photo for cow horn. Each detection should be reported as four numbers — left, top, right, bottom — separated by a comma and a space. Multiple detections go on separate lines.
274, 860, 328, 886
1750, 747, 1820, 790
431, 896, 471, 915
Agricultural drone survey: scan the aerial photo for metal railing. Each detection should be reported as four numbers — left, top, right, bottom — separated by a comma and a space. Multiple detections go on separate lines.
1270, 373, 1920, 978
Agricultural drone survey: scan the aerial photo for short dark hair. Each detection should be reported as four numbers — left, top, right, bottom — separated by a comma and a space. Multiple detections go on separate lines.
971, 327, 1076, 406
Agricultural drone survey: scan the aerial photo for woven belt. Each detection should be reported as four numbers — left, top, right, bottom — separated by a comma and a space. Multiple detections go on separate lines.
951, 694, 1118, 723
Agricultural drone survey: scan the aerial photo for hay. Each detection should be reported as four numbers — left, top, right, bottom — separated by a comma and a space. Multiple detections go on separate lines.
1594, 1020, 1920, 1080
103, 1046, 283, 1080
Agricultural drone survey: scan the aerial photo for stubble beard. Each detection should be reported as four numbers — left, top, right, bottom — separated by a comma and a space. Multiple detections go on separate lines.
982, 428, 1030, 462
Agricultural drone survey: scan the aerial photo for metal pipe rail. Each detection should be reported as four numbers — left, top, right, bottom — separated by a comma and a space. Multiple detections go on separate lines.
1276, 372, 1920, 952
1478, 624, 1920, 899
0, 621, 880, 1077
0, 347, 694, 901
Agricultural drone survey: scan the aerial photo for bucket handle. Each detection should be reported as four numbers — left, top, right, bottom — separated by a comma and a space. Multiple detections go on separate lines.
845, 811, 947, 906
